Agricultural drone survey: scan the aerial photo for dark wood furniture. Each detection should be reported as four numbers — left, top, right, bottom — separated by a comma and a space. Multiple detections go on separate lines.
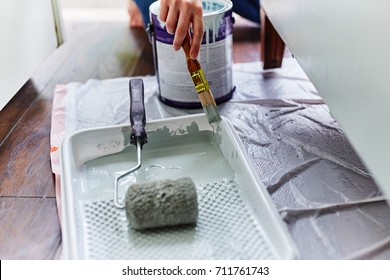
260, 7, 286, 69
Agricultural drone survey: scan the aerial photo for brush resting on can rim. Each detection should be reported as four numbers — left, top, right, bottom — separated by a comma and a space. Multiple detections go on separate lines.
182, 32, 222, 124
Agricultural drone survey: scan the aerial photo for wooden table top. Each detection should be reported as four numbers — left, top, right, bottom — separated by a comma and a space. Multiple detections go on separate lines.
0, 20, 260, 259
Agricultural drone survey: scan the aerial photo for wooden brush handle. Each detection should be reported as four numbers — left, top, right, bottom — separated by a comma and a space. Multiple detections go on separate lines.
182, 32, 201, 72
182, 32, 192, 59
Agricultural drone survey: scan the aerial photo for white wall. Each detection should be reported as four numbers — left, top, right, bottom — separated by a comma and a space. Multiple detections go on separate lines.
262, 0, 390, 200
0, 0, 62, 110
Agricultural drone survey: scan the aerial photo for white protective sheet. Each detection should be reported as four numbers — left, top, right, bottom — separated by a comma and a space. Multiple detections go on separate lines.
51, 58, 390, 259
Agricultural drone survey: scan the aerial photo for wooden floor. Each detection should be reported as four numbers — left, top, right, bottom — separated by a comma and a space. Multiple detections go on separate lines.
0, 17, 262, 259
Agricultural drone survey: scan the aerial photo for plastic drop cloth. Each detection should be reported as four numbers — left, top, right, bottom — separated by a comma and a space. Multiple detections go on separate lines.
51, 58, 390, 259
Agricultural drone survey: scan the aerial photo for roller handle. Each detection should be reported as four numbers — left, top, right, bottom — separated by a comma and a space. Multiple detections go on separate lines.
129, 78, 147, 148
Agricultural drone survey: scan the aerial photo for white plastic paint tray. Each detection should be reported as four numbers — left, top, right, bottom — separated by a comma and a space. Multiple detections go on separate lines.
60, 114, 297, 259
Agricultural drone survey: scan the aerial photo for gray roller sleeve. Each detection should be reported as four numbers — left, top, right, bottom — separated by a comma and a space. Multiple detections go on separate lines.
125, 177, 198, 230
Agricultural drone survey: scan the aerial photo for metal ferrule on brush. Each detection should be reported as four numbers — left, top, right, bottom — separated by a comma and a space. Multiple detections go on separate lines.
190, 69, 210, 93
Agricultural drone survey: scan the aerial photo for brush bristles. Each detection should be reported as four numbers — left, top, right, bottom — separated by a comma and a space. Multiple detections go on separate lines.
203, 104, 222, 123
198, 90, 222, 124
188, 69, 222, 124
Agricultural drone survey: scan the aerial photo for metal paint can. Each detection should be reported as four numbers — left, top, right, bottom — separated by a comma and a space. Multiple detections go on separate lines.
149, 0, 234, 108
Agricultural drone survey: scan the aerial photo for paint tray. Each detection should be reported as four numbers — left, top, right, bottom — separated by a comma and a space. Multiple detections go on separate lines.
60, 114, 297, 259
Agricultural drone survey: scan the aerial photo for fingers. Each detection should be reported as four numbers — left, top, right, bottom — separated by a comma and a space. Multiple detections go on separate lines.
159, 0, 169, 22
173, 10, 191, 50
159, 0, 176, 34
190, 11, 203, 59
158, 0, 204, 59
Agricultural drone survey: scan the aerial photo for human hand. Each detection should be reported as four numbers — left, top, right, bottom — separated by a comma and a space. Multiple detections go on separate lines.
159, 0, 204, 59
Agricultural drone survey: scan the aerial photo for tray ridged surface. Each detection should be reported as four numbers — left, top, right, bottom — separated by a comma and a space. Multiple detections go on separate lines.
80, 179, 275, 259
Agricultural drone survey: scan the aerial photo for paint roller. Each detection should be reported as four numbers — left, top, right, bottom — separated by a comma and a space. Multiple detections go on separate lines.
114, 78, 198, 230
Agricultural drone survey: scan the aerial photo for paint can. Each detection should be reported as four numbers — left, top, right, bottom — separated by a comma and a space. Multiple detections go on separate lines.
149, 0, 234, 108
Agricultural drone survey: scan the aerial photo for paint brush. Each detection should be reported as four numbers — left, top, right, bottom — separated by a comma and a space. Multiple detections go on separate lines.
182, 32, 222, 124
